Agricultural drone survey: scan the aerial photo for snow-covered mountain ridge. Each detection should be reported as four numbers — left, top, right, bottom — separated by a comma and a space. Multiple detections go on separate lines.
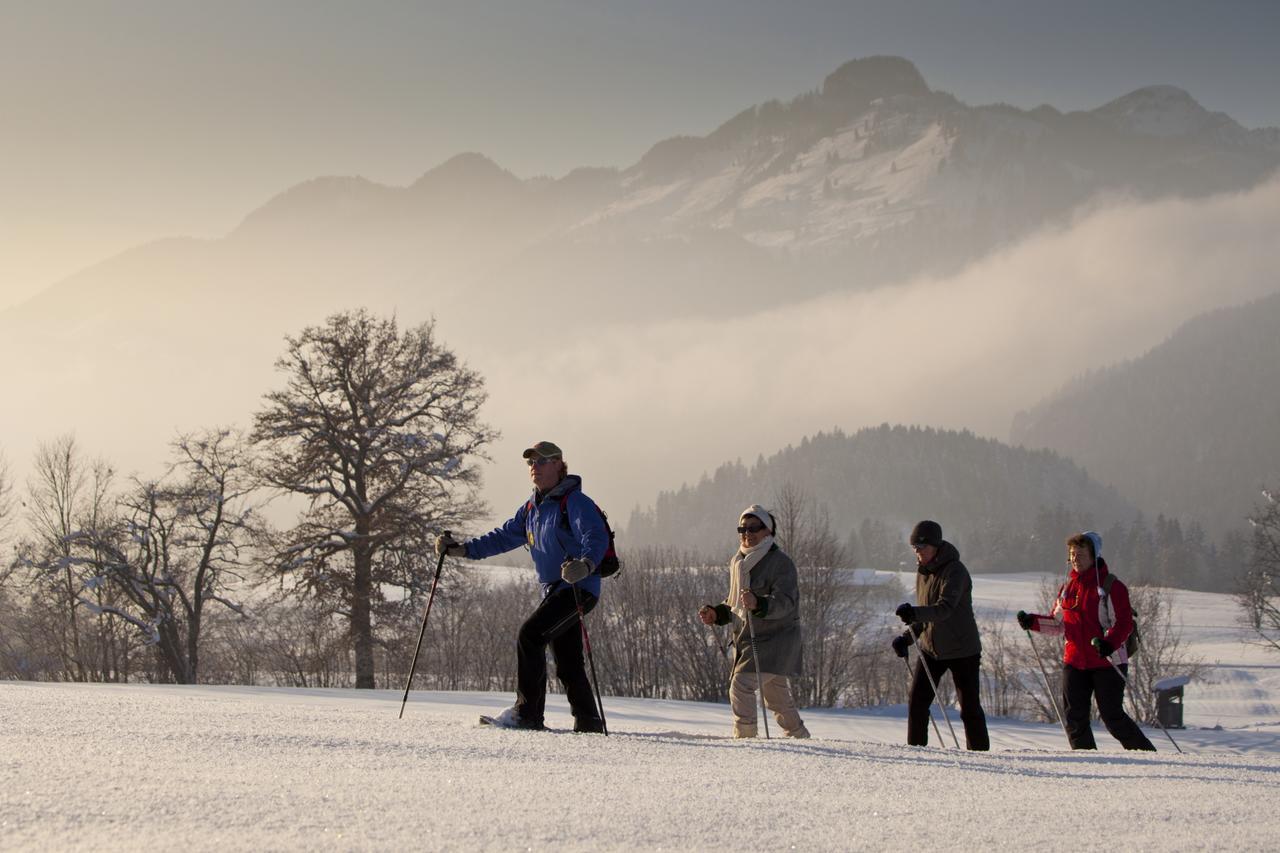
235, 55, 1280, 273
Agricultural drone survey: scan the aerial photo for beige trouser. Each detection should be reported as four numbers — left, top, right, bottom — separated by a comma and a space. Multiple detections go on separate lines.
730, 670, 810, 738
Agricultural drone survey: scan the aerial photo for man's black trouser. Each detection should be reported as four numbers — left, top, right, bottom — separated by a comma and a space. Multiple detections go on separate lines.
907, 651, 990, 750
515, 585, 602, 730
1062, 663, 1156, 751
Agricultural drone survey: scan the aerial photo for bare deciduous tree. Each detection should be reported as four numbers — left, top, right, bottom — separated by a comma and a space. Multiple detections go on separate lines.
1239, 488, 1280, 654
65, 429, 258, 683
14, 435, 129, 681
252, 310, 495, 688
0, 450, 13, 555
979, 619, 1041, 718
771, 482, 871, 707
1124, 583, 1207, 723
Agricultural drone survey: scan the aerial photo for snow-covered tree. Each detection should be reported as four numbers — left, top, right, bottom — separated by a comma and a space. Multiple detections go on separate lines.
252, 310, 494, 689
1240, 488, 1280, 655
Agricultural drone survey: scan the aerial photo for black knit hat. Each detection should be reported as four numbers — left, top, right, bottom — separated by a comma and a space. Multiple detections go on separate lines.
910, 520, 942, 548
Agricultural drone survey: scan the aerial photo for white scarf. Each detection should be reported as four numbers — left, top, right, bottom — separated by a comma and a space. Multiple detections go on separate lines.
728, 536, 774, 621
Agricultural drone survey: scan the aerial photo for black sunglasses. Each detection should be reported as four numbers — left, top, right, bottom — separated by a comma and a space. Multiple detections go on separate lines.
737, 523, 767, 535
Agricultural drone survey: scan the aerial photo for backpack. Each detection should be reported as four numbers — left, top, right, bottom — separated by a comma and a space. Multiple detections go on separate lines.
1100, 573, 1140, 656
527, 494, 622, 578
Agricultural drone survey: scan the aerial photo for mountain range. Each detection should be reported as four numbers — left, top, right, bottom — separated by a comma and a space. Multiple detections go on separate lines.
11, 56, 1275, 329
228, 56, 1280, 290
2, 55, 1277, 540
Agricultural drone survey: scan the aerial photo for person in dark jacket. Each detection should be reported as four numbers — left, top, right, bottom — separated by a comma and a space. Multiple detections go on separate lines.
698, 504, 810, 738
1016, 531, 1155, 751
892, 520, 989, 750
436, 441, 607, 733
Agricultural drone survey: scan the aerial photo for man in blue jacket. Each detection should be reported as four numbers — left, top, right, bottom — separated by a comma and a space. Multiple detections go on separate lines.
436, 441, 608, 732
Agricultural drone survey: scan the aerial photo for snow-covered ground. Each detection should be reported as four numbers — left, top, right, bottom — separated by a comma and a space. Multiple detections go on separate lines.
3, 573, 1279, 851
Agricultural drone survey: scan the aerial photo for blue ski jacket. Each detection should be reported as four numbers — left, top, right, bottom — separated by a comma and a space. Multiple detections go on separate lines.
465, 474, 607, 598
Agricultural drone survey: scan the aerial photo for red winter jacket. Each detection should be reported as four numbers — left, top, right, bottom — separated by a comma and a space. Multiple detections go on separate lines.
1027, 558, 1135, 669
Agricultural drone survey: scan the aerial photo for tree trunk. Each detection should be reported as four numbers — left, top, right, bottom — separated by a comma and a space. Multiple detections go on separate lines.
352, 531, 376, 689
64, 566, 87, 682
188, 607, 201, 685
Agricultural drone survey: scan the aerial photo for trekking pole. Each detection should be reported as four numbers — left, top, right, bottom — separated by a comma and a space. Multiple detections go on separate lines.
709, 623, 729, 659
399, 532, 450, 719
1101, 655, 1182, 754
744, 610, 771, 739
913, 646, 961, 749
1025, 630, 1071, 745
904, 654, 945, 748
572, 583, 609, 736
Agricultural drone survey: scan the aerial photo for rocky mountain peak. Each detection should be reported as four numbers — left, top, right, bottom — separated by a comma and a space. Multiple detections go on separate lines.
1093, 85, 1241, 138
820, 56, 930, 106
408, 152, 522, 195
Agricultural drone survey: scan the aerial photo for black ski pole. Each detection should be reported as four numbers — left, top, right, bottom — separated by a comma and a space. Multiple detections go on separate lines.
1026, 629, 1072, 745
1100, 654, 1182, 754
708, 621, 729, 659
904, 653, 944, 747
913, 645, 960, 749
398, 531, 450, 719
572, 583, 609, 736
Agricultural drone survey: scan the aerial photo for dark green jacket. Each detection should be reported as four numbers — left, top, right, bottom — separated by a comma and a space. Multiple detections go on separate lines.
710, 544, 803, 678
909, 540, 982, 660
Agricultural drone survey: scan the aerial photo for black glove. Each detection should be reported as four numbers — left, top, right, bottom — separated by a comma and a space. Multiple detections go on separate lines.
895, 602, 916, 624
891, 633, 912, 658
1091, 637, 1115, 657
1016, 610, 1034, 630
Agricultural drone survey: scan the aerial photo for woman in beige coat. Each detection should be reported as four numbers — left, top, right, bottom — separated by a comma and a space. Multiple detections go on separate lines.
698, 504, 810, 738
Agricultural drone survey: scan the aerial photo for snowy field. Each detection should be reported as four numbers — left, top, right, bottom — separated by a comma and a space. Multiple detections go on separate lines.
3, 572, 1280, 851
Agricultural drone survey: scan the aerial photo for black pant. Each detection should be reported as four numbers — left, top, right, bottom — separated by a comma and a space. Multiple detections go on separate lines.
907, 652, 990, 750
516, 586, 601, 730
1062, 663, 1156, 751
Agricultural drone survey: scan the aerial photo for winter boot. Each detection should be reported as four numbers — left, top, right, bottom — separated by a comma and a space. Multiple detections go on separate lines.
485, 706, 546, 730
573, 716, 606, 734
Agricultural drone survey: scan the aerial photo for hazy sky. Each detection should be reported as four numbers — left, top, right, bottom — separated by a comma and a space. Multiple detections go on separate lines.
3, 0, 1279, 309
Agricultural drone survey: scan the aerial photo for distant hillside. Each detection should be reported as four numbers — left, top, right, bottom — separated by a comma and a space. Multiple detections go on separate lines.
625, 425, 1138, 571
1011, 291, 1280, 536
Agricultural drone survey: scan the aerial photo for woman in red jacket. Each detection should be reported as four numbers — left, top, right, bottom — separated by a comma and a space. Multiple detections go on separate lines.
1016, 532, 1155, 751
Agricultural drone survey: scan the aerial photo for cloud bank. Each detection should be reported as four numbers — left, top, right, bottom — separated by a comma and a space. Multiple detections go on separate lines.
473, 178, 1280, 519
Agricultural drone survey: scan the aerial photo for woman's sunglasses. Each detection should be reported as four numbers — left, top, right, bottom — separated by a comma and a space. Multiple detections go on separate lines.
736, 523, 766, 535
